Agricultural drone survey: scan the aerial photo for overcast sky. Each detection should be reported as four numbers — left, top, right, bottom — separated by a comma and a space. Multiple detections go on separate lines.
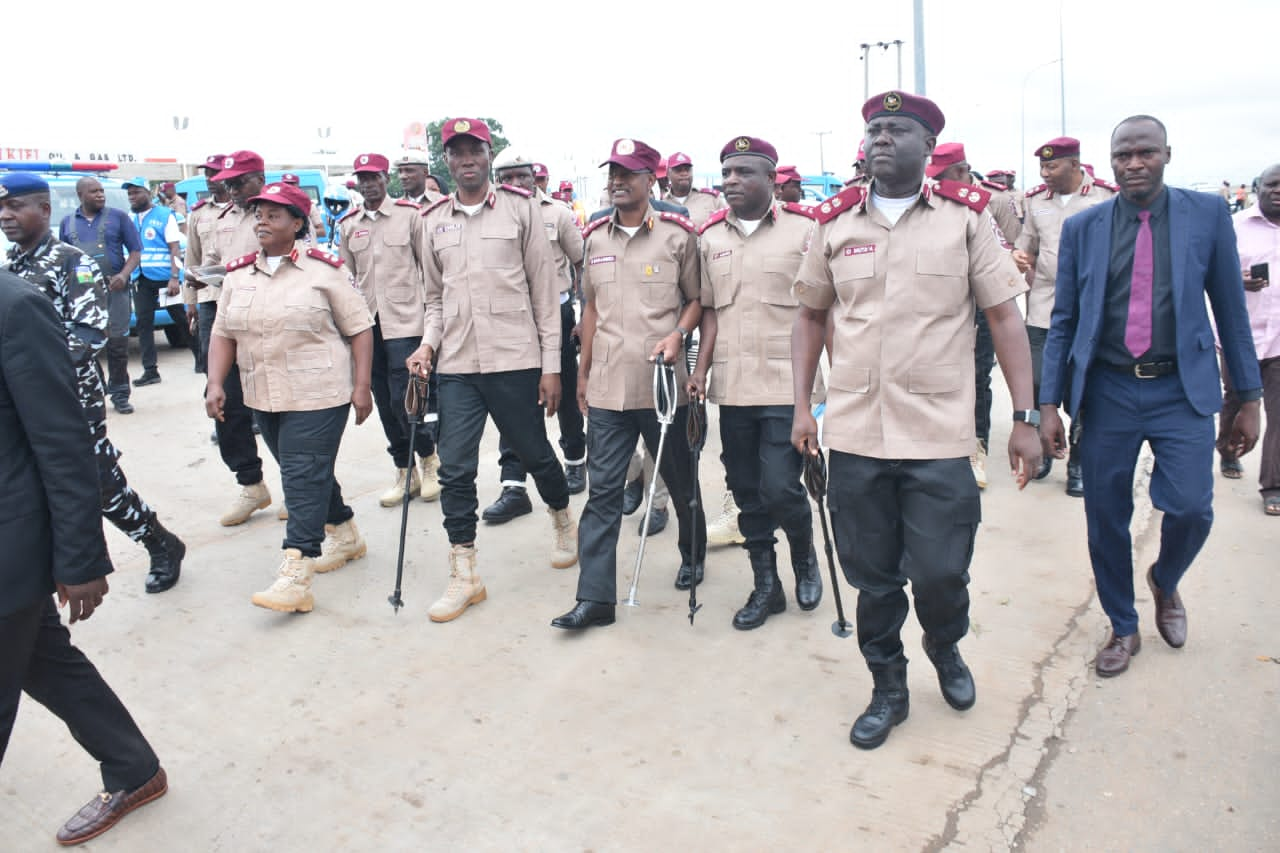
6, 0, 1277, 199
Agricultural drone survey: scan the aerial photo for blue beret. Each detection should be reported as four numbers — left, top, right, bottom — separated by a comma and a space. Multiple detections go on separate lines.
0, 173, 50, 199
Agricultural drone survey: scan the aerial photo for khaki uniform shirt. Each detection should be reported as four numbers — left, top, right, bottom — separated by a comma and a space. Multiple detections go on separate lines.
976, 178, 1022, 245
794, 181, 1028, 460
538, 190, 584, 294
1015, 171, 1117, 327
581, 205, 701, 411
183, 199, 230, 305
212, 241, 373, 412
409, 191, 444, 207
698, 201, 816, 406
663, 189, 727, 227
419, 185, 561, 375
339, 197, 426, 340
214, 204, 259, 265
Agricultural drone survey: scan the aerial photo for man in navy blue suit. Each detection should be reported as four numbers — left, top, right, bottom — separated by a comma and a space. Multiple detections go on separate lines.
1039, 115, 1262, 677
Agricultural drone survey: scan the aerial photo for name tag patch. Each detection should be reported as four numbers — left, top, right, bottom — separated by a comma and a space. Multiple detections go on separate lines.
844, 245, 875, 256
589, 255, 615, 265
435, 223, 463, 233
353, 229, 370, 239
1033, 209, 1053, 216
712, 250, 732, 260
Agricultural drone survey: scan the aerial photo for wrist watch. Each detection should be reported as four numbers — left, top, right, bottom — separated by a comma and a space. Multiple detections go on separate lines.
1013, 409, 1041, 428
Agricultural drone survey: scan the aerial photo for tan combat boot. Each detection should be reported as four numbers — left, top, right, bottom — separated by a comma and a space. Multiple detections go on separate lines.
313, 519, 368, 573
549, 506, 578, 569
379, 467, 421, 507
220, 481, 271, 527
970, 439, 989, 490
428, 544, 486, 623
251, 549, 314, 613
418, 453, 442, 502
706, 492, 745, 546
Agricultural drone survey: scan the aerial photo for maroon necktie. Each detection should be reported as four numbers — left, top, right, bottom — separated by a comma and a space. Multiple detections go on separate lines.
1124, 209, 1153, 358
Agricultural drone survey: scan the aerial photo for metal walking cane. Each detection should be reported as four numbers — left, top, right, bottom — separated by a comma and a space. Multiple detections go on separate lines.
622, 359, 678, 607
685, 393, 707, 624
389, 373, 430, 612
802, 444, 854, 638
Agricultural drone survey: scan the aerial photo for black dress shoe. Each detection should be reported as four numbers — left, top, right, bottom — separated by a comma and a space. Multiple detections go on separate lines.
134, 370, 161, 386
621, 478, 643, 515
482, 486, 533, 524
674, 560, 704, 590
1032, 455, 1053, 481
551, 600, 616, 630
922, 635, 976, 711
112, 398, 134, 415
142, 523, 185, 594
1065, 461, 1084, 497
791, 545, 823, 611
565, 462, 586, 495
638, 505, 668, 536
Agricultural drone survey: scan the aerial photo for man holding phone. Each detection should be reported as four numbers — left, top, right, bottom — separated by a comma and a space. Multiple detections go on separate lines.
1219, 163, 1280, 514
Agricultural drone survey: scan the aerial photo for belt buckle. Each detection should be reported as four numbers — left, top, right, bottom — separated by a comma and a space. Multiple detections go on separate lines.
1133, 362, 1156, 379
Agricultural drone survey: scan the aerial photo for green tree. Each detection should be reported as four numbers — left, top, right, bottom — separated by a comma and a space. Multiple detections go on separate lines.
423, 117, 511, 193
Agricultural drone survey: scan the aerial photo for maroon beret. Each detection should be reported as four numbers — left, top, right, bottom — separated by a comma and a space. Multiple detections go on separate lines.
774, 165, 803, 185
441, 118, 492, 147
861, 90, 946, 135
719, 135, 778, 165
600, 138, 661, 174
352, 153, 390, 174
248, 182, 311, 216
211, 150, 265, 182
1037, 137, 1080, 161
925, 142, 967, 178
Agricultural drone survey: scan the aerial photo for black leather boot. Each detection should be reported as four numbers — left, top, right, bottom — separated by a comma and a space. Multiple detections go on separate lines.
789, 542, 823, 611
482, 486, 532, 524
1065, 444, 1084, 497
732, 550, 785, 630
922, 634, 976, 711
849, 663, 910, 750
142, 519, 185, 593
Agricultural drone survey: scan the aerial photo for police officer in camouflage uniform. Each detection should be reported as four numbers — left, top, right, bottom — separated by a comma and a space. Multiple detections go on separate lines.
0, 174, 185, 594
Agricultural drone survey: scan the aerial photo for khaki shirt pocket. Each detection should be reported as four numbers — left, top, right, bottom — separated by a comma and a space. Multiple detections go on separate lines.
587, 259, 617, 308
383, 221, 411, 247
285, 295, 327, 332
707, 254, 735, 308
913, 249, 969, 314
832, 252, 877, 317
481, 223, 522, 269
639, 263, 680, 310
589, 337, 610, 396
286, 346, 338, 400
762, 256, 801, 297
905, 362, 967, 441
829, 364, 871, 393
225, 287, 255, 331
347, 229, 372, 254
489, 292, 532, 347
387, 282, 422, 304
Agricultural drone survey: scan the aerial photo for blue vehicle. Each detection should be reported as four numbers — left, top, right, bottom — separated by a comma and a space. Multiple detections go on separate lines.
801, 174, 845, 202
176, 169, 328, 212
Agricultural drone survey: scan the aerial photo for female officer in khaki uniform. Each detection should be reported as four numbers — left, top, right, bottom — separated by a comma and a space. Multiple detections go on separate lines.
206, 182, 375, 613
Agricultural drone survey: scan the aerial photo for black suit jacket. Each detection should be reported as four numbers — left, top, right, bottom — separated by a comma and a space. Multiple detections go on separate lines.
0, 270, 113, 617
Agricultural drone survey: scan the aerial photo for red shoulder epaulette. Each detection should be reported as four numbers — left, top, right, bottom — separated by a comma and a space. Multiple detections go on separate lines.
698, 208, 730, 235
216, 204, 238, 220
659, 211, 697, 233
395, 198, 421, 209
498, 183, 533, 198
420, 196, 451, 217
306, 247, 344, 268
811, 185, 865, 224
582, 216, 612, 239
781, 201, 816, 219
1025, 183, 1048, 199
225, 252, 257, 272
337, 208, 361, 223
697, 187, 721, 197
191, 199, 208, 211
978, 179, 1007, 193
935, 179, 990, 213
1084, 178, 1120, 194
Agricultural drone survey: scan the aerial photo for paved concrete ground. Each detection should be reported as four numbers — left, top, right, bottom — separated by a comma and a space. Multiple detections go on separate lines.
2, 345, 1276, 851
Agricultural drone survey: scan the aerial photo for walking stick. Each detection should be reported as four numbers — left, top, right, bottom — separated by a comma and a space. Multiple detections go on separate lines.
389, 374, 430, 612
622, 359, 677, 607
685, 394, 707, 623
802, 445, 854, 638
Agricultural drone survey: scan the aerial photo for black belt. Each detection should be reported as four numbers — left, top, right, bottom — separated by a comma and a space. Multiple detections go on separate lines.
1101, 359, 1177, 379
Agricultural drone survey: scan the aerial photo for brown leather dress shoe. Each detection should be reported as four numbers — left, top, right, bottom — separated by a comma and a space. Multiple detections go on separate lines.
1096, 632, 1141, 677
1147, 566, 1187, 648
56, 767, 167, 846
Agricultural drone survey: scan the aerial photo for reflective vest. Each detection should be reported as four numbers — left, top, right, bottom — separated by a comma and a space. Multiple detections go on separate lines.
130, 205, 174, 281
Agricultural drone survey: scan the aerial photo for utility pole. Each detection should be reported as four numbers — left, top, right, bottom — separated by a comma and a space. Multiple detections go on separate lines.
1058, 0, 1067, 133
813, 131, 831, 176
859, 43, 871, 101
893, 39, 904, 88
913, 0, 926, 94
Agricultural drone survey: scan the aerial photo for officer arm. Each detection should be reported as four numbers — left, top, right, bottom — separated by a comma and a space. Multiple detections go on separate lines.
578, 251, 599, 394
409, 212, 426, 299
559, 207, 585, 295
672, 231, 702, 342
519, 198, 562, 374
164, 213, 183, 272
64, 256, 109, 366
1038, 215, 1083, 410
692, 243, 718, 379
119, 211, 142, 279
2, 289, 113, 586
421, 223, 444, 358
1206, 201, 1263, 399
791, 227, 832, 414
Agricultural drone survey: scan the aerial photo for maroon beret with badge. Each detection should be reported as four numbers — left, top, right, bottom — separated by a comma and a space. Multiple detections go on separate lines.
441, 118, 492, 147
774, 165, 803, 185
247, 182, 312, 215
1036, 137, 1080, 161
203, 154, 226, 173
532, 163, 549, 178
559, 180, 573, 192
212, 150, 266, 181
667, 151, 693, 169
925, 142, 967, 178
600, 138, 661, 174
861, 90, 946, 135
353, 153, 390, 174
719, 135, 778, 165
986, 168, 1014, 178
281, 173, 300, 185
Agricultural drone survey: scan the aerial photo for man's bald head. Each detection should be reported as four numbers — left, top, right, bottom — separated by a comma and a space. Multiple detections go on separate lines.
76, 177, 106, 214
1258, 163, 1280, 222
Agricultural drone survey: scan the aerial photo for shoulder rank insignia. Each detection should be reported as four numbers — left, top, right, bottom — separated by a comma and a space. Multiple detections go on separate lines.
978, 179, 1007, 193
192, 199, 208, 211
1025, 183, 1049, 199
337, 207, 361, 223
581, 216, 612, 239
697, 187, 721, 197
659, 211, 697, 233
225, 252, 258, 272
935, 179, 990, 213
306, 247, 344, 267
498, 183, 533, 198
420, 195, 452, 216
216, 204, 238, 220
698, 208, 729, 235
781, 201, 817, 219
1085, 178, 1120, 194
395, 198, 421, 209
812, 185, 865, 224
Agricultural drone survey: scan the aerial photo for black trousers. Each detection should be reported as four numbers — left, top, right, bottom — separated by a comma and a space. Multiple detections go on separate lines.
371, 319, 437, 468
828, 452, 979, 670
576, 406, 707, 603
974, 309, 995, 446
132, 277, 168, 372
105, 285, 132, 404
254, 405, 354, 558
719, 404, 812, 560
0, 597, 159, 792
495, 300, 586, 482
1026, 324, 1049, 405
199, 303, 263, 486
436, 369, 569, 545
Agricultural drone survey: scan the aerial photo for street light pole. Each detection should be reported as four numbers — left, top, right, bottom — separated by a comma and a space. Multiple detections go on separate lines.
859, 43, 871, 101
913, 0, 926, 94
1020, 59, 1062, 193
1058, 0, 1067, 134
813, 131, 831, 177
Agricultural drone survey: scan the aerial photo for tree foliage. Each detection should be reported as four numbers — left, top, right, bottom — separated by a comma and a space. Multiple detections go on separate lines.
422, 117, 510, 193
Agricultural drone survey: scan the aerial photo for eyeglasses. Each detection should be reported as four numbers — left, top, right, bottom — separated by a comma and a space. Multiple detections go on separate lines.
223, 176, 248, 190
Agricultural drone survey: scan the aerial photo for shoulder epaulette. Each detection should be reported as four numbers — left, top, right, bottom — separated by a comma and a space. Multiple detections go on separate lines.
697, 187, 721, 197
811, 185, 865, 224
659, 211, 697, 233
225, 252, 257, 272
421, 196, 451, 217
978, 179, 1007, 193
1084, 178, 1120, 194
337, 208, 361, 223
216, 204, 238, 220
192, 199, 208, 211
1025, 183, 1048, 199
395, 198, 421, 209
306, 247, 344, 268
935, 179, 990, 213
582, 216, 612, 239
698, 208, 730, 235
781, 201, 816, 219
498, 183, 533, 198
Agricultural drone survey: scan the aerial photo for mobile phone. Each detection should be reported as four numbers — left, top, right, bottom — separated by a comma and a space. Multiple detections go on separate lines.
1251, 262, 1270, 283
